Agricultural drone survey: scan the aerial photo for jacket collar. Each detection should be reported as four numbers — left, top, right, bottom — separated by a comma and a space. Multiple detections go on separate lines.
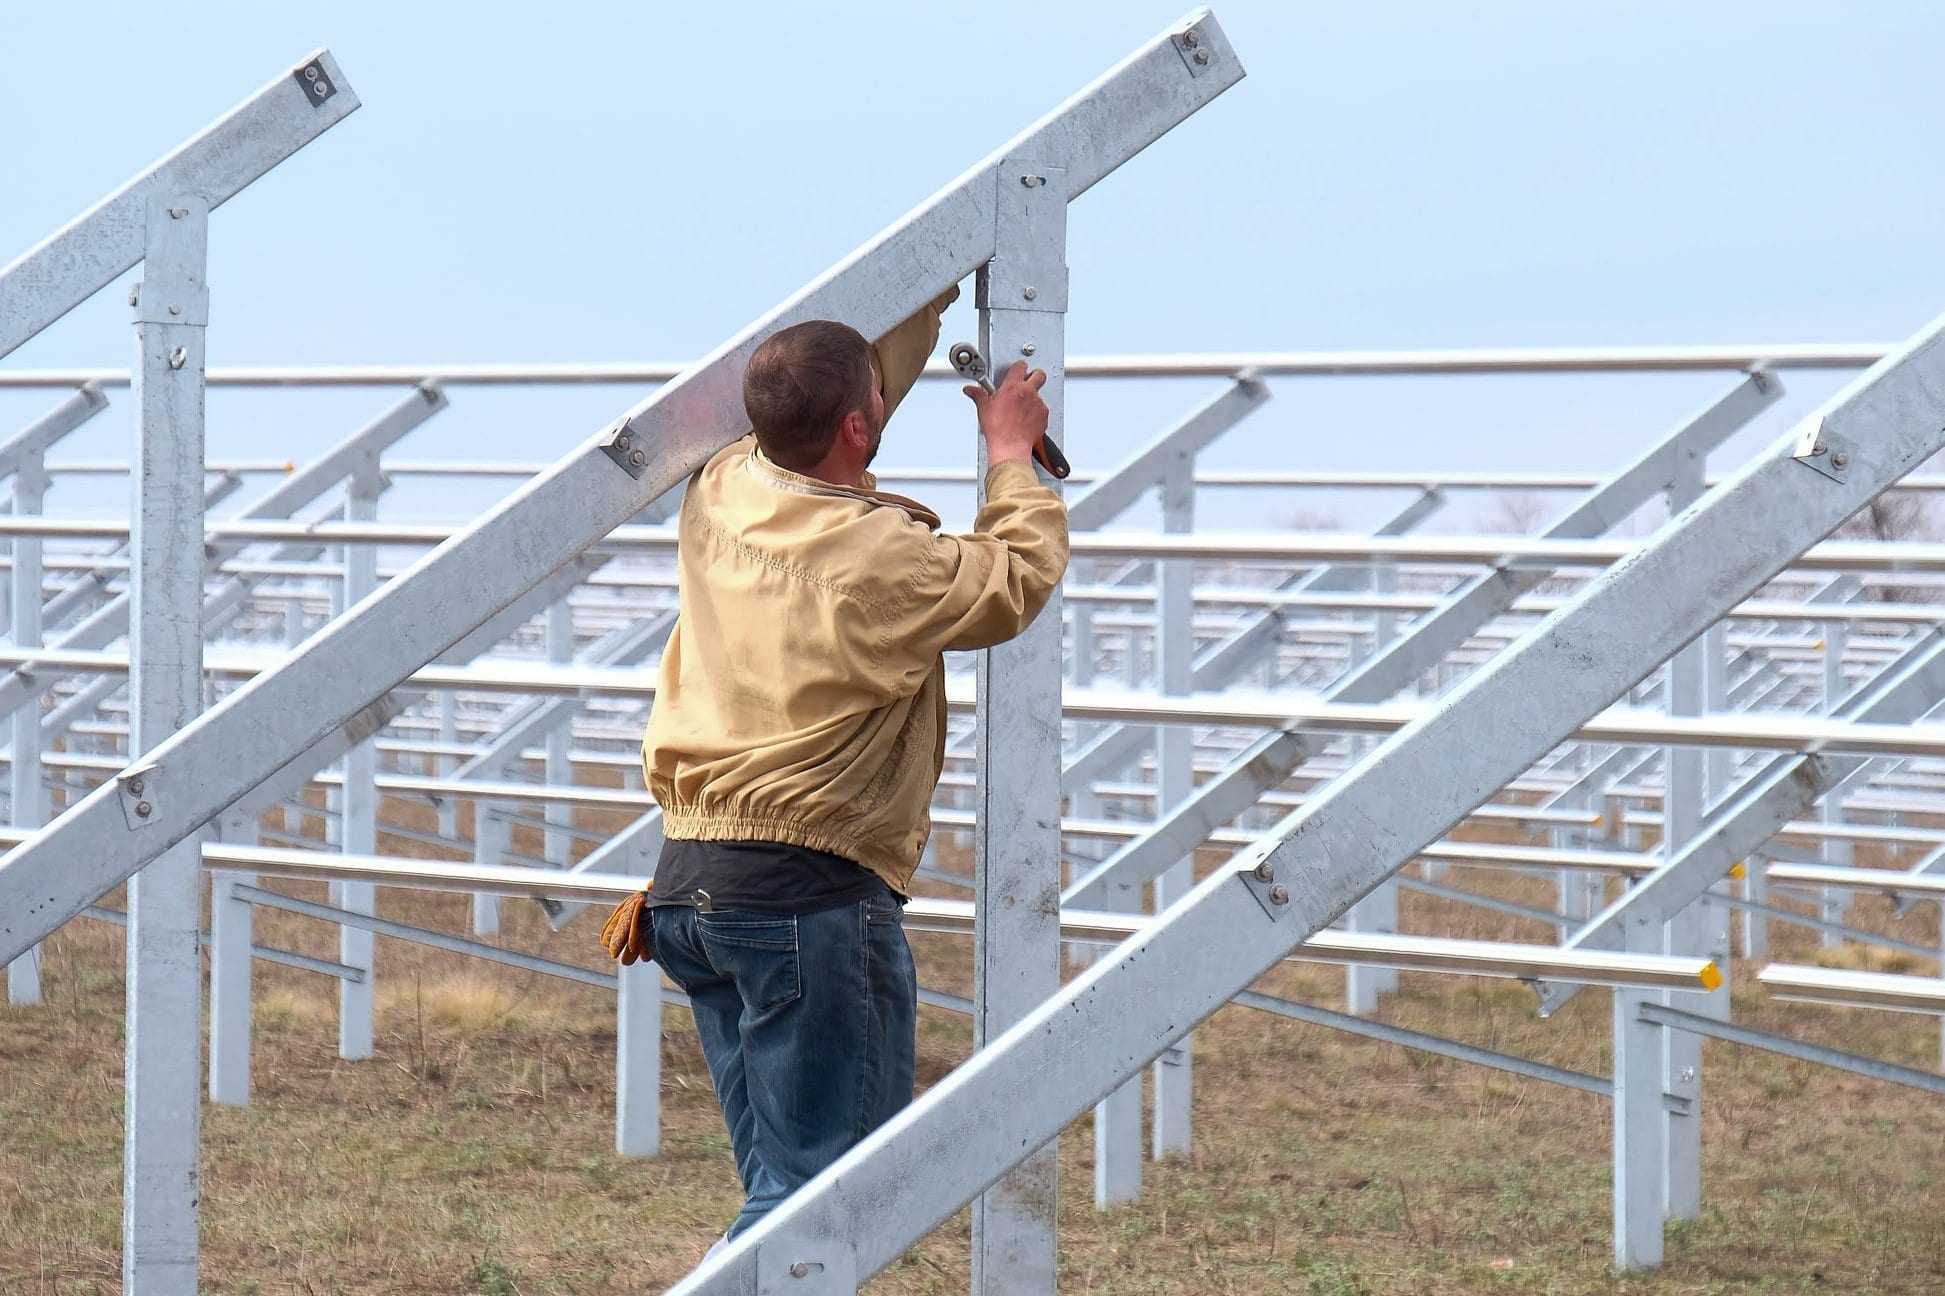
745, 443, 942, 531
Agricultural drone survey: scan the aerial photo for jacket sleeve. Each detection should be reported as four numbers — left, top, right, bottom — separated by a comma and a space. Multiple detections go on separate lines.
899, 458, 1070, 659
872, 284, 960, 423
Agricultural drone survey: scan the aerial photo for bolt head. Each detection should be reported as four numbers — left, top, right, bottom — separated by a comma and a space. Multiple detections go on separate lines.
1811, 439, 1828, 457
129, 778, 145, 795
1252, 861, 1275, 883
305, 66, 319, 80
1019, 174, 1044, 188
1021, 343, 1036, 357
169, 303, 182, 316
789, 1262, 810, 1278
1267, 883, 1290, 905
313, 82, 328, 97
629, 449, 646, 466
1023, 286, 1037, 301
1193, 48, 1210, 65
135, 801, 153, 818
168, 347, 188, 370
1831, 451, 1850, 470
1183, 28, 1200, 46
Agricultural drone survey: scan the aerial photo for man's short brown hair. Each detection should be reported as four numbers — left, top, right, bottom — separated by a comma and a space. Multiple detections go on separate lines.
743, 321, 876, 473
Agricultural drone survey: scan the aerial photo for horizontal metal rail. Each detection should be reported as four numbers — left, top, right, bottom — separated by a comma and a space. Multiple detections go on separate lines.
1758, 964, 1945, 1015
1639, 1002, 1945, 1094
0, 342, 1890, 390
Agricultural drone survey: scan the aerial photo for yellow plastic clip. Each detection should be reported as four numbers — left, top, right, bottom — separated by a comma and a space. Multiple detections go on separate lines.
1729, 861, 1747, 879
1699, 962, 1725, 992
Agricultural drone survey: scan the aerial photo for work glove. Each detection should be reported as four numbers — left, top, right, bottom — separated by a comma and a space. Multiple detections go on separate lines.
599, 884, 655, 965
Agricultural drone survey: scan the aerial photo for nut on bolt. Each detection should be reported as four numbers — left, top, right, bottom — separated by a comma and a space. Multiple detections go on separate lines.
1266, 883, 1290, 905
1831, 451, 1850, 470
1252, 860, 1275, 883
1182, 28, 1200, 46
135, 801, 153, 818
1193, 49, 1210, 65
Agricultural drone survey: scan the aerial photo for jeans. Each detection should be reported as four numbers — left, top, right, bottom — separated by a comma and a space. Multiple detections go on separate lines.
651, 888, 917, 1237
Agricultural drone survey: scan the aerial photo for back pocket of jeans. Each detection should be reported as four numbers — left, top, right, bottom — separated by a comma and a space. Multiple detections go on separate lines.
695, 912, 800, 1011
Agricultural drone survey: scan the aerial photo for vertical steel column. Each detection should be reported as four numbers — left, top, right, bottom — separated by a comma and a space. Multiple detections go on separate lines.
1661, 468, 1708, 1223
6, 438, 49, 1003
1152, 451, 1196, 1158
124, 193, 208, 1296
1346, 555, 1400, 1014
616, 959, 662, 1156
281, 597, 308, 837
972, 160, 1067, 1295
335, 453, 381, 1059
208, 807, 255, 1105
1820, 622, 1851, 946
545, 598, 574, 866
437, 691, 459, 842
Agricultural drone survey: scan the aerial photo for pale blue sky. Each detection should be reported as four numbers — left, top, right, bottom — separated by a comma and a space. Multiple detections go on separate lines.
3, 2, 1941, 530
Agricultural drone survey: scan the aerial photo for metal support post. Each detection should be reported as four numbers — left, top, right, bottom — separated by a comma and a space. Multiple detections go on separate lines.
208, 808, 255, 1105
1660, 466, 1707, 1223
616, 958, 662, 1156
1346, 555, 1400, 1014
545, 597, 574, 865
971, 157, 1067, 1296
5, 385, 108, 1003
123, 194, 208, 1296
336, 453, 382, 1059
1152, 452, 1196, 1159
665, 304, 1945, 1296
1820, 621, 1852, 946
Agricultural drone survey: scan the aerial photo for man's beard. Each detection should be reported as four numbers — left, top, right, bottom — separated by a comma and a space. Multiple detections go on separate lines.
861, 409, 886, 470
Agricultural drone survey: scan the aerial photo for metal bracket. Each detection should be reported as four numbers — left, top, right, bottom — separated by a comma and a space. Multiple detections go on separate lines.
293, 58, 339, 106
117, 764, 162, 830
1790, 415, 1852, 483
599, 418, 649, 480
1236, 850, 1296, 921
984, 162, 1070, 317
756, 1239, 859, 1295
1172, 22, 1215, 77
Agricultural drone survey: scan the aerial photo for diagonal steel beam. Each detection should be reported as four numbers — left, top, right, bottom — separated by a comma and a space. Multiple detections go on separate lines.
1532, 624, 1945, 1014
668, 307, 1945, 1296
0, 53, 359, 361
1063, 370, 1782, 909
0, 8, 1247, 966
1065, 377, 1267, 530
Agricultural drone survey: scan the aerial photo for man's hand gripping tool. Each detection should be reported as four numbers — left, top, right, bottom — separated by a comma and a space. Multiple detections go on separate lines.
949, 341, 1071, 480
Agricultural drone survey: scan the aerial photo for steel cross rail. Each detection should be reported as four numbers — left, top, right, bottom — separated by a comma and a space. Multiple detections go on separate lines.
0, 52, 359, 360
667, 310, 1945, 1292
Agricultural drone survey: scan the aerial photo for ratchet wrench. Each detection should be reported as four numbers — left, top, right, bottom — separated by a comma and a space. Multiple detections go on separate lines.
948, 341, 1071, 480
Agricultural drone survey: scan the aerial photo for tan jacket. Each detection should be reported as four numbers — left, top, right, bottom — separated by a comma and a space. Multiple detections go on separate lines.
643, 302, 1070, 893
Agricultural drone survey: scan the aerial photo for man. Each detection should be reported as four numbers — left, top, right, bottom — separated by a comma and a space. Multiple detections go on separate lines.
639, 286, 1069, 1240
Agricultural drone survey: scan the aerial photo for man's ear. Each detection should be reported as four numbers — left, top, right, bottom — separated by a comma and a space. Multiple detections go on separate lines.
839, 407, 871, 452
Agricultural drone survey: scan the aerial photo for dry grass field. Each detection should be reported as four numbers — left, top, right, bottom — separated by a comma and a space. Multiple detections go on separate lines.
3, 798, 1944, 1295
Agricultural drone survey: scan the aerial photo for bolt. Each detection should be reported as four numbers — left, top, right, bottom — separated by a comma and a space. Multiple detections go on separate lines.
614, 432, 631, 451
1267, 883, 1290, 905
1252, 860, 1275, 883
1680, 1066, 1697, 1083
129, 778, 145, 796
1811, 439, 1828, 457
168, 207, 186, 220
1193, 48, 1210, 65
1020, 343, 1036, 357
128, 286, 140, 307
314, 81, 328, 97
305, 66, 319, 80
789, 1263, 810, 1279
1023, 286, 1037, 301
135, 801, 152, 818
1831, 451, 1850, 470
1183, 28, 1200, 46
169, 303, 182, 316
629, 449, 646, 467
1019, 174, 1044, 188
168, 347, 187, 370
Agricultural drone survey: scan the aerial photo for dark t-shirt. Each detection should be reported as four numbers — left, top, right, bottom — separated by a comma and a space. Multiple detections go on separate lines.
647, 838, 891, 915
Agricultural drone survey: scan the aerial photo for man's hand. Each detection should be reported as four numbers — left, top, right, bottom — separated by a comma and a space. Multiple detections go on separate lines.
963, 361, 1049, 467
